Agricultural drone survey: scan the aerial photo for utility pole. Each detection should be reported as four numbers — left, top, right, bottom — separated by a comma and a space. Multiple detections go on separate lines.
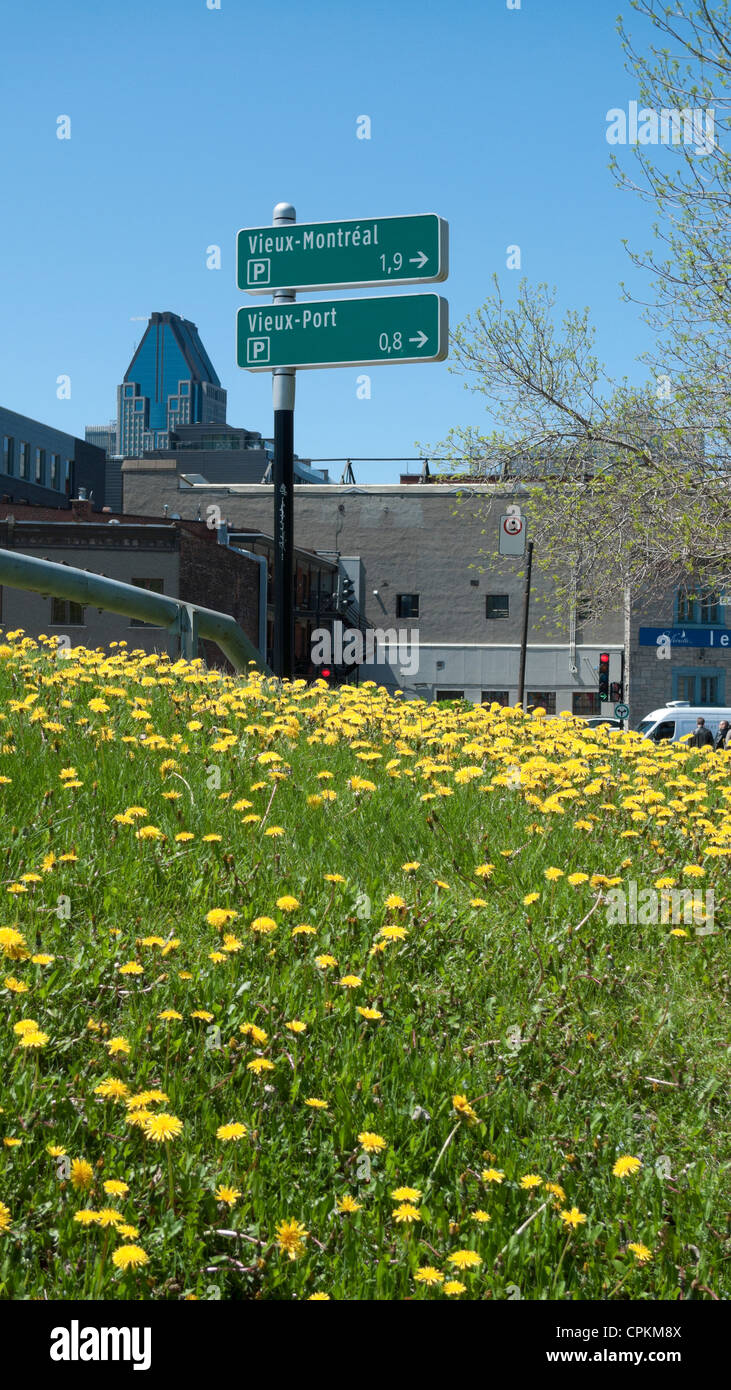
272, 201, 296, 679
517, 541, 534, 709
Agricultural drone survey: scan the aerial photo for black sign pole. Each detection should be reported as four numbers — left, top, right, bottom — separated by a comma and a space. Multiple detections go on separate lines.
272, 202, 296, 680
517, 540, 534, 710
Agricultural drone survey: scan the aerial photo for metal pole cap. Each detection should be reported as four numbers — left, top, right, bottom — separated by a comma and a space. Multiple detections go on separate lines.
272, 202, 296, 224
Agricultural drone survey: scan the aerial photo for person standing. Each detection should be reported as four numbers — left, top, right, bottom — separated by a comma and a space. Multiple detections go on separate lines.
715, 719, 730, 751
691, 717, 715, 749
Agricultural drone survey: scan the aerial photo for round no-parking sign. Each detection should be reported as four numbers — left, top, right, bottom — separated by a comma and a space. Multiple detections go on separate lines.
499, 513, 527, 556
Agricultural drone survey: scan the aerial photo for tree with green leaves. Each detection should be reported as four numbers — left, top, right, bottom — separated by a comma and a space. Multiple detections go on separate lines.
425, 1, 731, 704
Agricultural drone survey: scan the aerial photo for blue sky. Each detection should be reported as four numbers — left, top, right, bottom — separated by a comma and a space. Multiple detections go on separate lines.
1, 0, 659, 483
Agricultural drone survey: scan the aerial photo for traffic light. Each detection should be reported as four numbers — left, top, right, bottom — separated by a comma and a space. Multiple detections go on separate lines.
335, 573, 356, 611
598, 653, 610, 702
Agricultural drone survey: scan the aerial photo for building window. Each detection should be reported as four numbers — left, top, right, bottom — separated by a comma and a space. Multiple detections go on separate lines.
50, 598, 85, 626
63, 460, 72, 495
124, 385, 134, 398
180, 382, 189, 395
699, 592, 721, 624
2, 436, 13, 476
527, 691, 556, 715
34, 447, 45, 485
486, 594, 509, 619
436, 689, 464, 701
130, 577, 164, 627
396, 593, 419, 619
676, 587, 722, 625
572, 691, 601, 716
482, 690, 510, 706
19, 442, 29, 478
50, 454, 60, 489
672, 668, 724, 705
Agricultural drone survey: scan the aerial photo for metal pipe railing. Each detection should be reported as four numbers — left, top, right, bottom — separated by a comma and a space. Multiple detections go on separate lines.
0, 547, 271, 675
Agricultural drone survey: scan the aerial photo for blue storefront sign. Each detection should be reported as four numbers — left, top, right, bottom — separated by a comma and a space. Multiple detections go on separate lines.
638, 627, 731, 648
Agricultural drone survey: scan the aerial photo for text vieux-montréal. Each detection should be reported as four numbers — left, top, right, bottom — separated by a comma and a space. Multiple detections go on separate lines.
246, 223, 380, 255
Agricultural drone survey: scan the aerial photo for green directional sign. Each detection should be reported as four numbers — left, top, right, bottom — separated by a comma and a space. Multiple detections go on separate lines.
237, 214, 448, 294
237, 293, 448, 372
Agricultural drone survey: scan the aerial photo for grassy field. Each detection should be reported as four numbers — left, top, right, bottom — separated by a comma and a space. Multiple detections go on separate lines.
0, 632, 729, 1301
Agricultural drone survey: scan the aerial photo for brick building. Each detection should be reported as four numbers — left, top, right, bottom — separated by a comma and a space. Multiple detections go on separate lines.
0, 500, 343, 677
0, 501, 260, 670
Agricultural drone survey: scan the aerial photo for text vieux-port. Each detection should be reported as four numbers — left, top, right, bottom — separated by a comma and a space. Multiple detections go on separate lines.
246, 308, 338, 333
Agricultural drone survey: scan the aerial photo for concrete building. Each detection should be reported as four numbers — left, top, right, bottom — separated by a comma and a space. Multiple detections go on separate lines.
138, 422, 328, 487
120, 465, 731, 718
84, 421, 118, 456
120, 470, 625, 711
1, 405, 107, 509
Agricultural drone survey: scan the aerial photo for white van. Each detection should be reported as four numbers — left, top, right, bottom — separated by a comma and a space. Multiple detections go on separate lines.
637, 701, 731, 745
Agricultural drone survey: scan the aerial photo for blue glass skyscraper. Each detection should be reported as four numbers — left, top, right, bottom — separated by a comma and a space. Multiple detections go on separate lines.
117, 311, 226, 458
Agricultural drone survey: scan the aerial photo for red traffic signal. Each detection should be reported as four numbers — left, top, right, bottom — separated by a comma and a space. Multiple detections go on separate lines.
598, 652, 610, 702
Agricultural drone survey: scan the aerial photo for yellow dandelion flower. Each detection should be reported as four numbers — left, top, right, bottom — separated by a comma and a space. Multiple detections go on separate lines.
447, 1250, 482, 1269
206, 909, 238, 929
143, 1113, 183, 1143
112, 1244, 149, 1270
452, 1094, 478, 1123
216, 1123, 248, 1141
251, 916, 278, 935
70, 1159, 94, 1191
613, 1155, 642, 1178
393, 1203, 421, 1223
276, 895, 300, 912
336, 1195, 361, 1213
275, 1218, 308, 1260
103, 1180, 129, 1197
358, 1131, 386, 1153
559, 1206, 587, 1228
215, 1186, 241, 1205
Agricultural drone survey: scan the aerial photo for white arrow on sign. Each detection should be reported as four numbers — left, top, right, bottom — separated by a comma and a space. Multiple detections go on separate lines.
408, 251, 429, 269
408, 331, 428, 348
